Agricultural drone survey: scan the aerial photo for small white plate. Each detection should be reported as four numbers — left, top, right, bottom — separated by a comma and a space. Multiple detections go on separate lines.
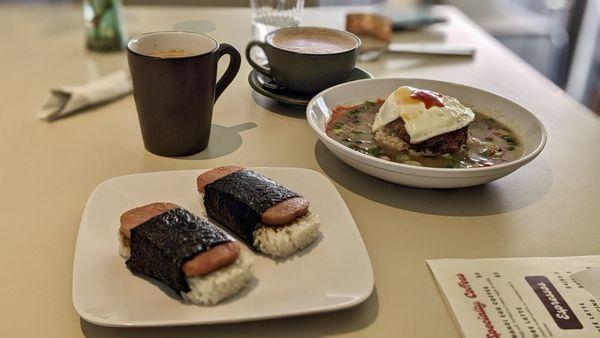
306, 78, 547, 188
72, 168, 373, 327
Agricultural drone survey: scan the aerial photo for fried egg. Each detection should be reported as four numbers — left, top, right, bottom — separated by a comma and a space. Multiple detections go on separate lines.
372, 86, 475, 144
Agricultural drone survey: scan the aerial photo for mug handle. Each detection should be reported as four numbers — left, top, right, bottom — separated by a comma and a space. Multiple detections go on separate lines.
245, 41, 272, 77
215, 43, 242, 101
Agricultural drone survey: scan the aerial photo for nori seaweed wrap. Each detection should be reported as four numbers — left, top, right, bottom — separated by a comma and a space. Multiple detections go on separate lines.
203, 169, 299, 244
126, 207, 233, 293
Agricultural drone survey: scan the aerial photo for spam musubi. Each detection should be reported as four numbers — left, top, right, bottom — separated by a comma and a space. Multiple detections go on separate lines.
197, 166, 321, 258
118, 202, 253, 305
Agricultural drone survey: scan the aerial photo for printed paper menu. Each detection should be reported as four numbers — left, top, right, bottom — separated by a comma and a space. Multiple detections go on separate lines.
427, 256, 600, 337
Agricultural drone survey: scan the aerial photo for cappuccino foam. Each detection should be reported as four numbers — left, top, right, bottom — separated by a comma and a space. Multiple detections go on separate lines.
268, 28, 358, 54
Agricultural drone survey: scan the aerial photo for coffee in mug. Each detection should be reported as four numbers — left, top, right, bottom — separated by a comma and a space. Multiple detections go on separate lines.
148, 48, 193, 58
127, 32, 241, 157
246, 27, 360, 94
268, 28, 358, 54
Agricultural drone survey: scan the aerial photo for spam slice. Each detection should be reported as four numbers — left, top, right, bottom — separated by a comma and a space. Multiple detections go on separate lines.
198, 169, 311, 226
198, 167, 321, 258
119, 202, 177, 247
118, 203, 253, 305
261, 196, 310, 226
182, 242, 240, 276
197, 166, 244, 193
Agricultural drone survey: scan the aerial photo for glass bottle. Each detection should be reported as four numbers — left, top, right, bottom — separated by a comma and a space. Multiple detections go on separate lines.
83, 0, 125, 52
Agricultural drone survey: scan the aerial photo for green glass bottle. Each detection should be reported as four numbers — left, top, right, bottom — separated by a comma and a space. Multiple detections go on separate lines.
83, 0, 125, 52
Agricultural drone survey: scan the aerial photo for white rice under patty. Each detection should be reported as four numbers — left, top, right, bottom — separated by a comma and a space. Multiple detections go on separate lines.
118, 233, 254, 305
252, 212, 321, 258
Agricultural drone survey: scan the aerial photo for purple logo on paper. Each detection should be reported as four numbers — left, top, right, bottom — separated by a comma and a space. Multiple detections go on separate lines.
525, 276, 583, 330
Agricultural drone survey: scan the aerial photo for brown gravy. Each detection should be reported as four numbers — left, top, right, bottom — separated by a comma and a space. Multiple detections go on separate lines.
326, 100, 524, 168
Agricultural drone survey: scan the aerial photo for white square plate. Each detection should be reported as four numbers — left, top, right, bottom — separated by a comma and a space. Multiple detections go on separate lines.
72, 168, 374, 327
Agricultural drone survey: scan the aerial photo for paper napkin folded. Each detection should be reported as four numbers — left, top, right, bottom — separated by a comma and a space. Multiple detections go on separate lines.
38, 70, 132, 121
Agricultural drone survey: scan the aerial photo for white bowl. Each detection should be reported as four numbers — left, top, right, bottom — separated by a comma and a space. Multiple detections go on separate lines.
306, 78, 547, 188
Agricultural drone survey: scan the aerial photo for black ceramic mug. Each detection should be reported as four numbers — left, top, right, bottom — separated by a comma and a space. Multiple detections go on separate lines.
246, 27, 360, 94
127, 31, 241, 157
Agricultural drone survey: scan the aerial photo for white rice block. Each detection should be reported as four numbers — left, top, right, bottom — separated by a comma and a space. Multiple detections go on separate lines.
252, 212, 321, 258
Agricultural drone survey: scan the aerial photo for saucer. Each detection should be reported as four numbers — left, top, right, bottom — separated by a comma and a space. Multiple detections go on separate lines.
248, 67, 373, 107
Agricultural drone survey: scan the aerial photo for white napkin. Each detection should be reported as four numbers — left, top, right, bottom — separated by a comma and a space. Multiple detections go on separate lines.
572, 268, 600, 300
39, 70, 132, 121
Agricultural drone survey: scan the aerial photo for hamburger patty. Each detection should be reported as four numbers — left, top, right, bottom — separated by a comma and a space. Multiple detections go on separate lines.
385, 118, 469, 155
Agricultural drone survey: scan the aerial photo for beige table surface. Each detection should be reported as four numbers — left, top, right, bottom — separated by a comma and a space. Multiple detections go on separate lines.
1, 3, 599, 338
